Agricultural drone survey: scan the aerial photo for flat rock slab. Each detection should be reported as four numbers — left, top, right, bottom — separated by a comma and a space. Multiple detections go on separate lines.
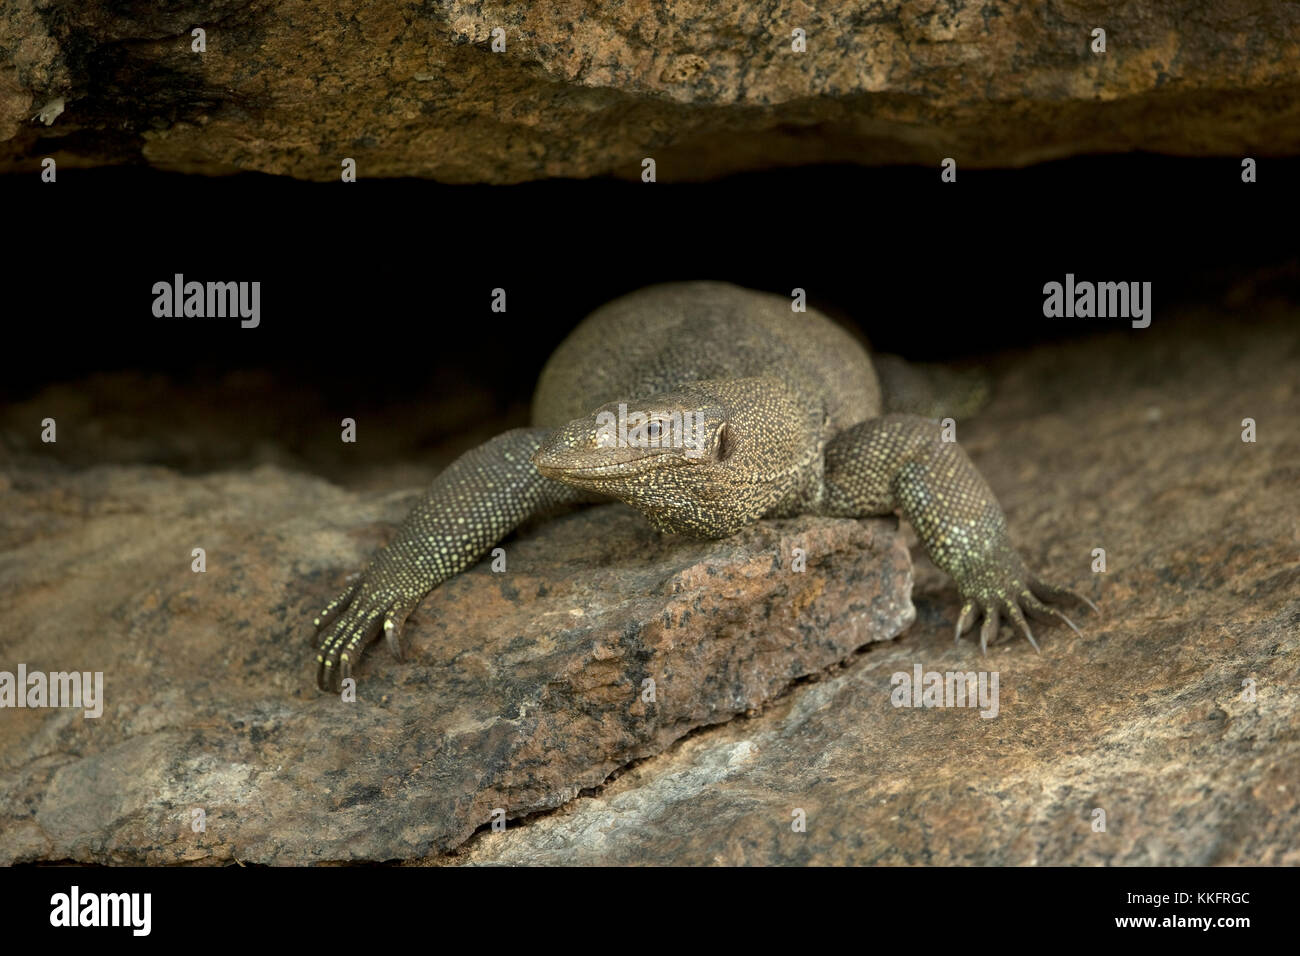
446, 308, 1300, 865
3, 2, 1299, 179
0, 465, 913, 864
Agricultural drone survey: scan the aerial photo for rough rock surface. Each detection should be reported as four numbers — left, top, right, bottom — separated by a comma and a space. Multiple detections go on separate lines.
445, 303, 1300, 865
2, 291, 1296, 867
0, 459, 913, 864
2, 1, 1298, 180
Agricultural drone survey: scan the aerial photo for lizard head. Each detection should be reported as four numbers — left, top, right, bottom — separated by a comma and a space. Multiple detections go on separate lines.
533, 378, 820, 537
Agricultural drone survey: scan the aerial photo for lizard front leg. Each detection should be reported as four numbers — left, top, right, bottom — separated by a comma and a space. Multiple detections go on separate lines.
311, 427, 596, 690
821, 414, 1096, 652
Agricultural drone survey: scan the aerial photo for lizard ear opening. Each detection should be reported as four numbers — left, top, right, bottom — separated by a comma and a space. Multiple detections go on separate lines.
716, 423, 736, 462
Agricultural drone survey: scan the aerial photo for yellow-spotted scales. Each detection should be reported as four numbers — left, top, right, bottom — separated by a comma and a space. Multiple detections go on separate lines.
312, 282, 1094, 690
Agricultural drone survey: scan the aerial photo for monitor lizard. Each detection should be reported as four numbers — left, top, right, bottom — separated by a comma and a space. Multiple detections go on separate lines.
310, 281, 1095, 690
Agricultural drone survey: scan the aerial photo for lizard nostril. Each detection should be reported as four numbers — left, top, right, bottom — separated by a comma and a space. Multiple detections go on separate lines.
531, 439, 563, 472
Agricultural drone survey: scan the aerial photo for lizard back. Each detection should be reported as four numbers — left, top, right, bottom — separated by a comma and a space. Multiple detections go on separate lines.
532, 281, 881, 432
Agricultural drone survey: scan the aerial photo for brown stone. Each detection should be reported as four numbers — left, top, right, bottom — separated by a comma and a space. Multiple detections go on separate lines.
2, 2, 1298, 180
0, 460, 913, 864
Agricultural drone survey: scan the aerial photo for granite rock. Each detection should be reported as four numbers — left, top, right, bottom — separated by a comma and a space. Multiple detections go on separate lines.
2, 1, 1298, 180
0, 460, 913, 863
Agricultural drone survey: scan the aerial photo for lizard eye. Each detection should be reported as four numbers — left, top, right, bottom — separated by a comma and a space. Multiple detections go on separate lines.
646, 421, 663, 442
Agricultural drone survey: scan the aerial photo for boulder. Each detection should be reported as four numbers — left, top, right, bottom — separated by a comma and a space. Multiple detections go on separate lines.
0, 459, 912, 863
3, 1, 1298, 180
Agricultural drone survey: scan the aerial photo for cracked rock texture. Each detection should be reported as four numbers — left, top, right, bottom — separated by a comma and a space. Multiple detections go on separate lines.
0, 452, 913, 864
2, 1, 1298, 180
445, 298, 1300, 866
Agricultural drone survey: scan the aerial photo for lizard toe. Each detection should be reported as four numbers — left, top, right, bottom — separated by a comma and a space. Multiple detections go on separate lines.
383, 608, 410, 661
1001, 599, 1040, 652
1021, 589, 1083, 638
1030, 577, 1099, 614
311, 578, 362, 647
978, 604, 1001, 654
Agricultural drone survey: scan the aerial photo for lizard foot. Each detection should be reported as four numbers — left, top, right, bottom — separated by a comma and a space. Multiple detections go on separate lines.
952, 550, 1097, 654
311, 571, 414, 691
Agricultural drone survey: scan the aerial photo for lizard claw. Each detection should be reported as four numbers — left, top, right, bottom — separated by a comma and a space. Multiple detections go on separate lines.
384, 612, 406, 661
311, 575, 412, 691
1029, 577, 1099, 615
1001, 600, 1039, 652
953, 549, 1097, 653
954, 601, 978, 643
978, 604, 1001, 654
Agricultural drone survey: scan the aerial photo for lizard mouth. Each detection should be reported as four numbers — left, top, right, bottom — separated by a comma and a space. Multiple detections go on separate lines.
533, 447, 686, 481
